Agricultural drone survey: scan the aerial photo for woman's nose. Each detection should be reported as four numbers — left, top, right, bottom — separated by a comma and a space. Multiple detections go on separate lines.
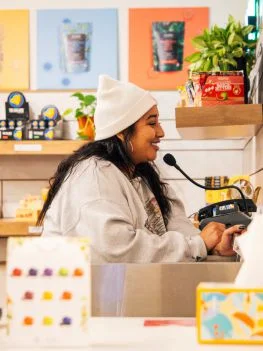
157, 123, 165, 138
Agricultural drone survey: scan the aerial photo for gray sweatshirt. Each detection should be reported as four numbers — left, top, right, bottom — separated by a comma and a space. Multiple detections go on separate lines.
42, 157, 207, 263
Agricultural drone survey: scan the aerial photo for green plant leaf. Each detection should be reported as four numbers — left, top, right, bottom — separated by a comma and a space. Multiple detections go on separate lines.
185, 52, 201, 63
228, 33, 243, 45
223, 58, 237, 67
203, 58, 212, 71
203, 28, 210, 42
189, 58, 204, 72
227, 33, 236, 45
218, 47, 226, 57
211, 65, 220, 72
242, 25, 254, 36
227, 23, 235, 36
71, 92, 85, 101
213, 25, 221, 36
228, 14, 235, 24
206, 49, 218, 57
232, 47, 244, 58
212, 55, 219, 67
62, 108, 73, 117
75, 109, 84, 118
211, 40, 223, 49
191, 36, 206, 49
84, 95, 96, 106
90, 107, 96, 116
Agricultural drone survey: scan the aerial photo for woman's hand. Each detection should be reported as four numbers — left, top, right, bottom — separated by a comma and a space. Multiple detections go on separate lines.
200, 222, 226, 251
212, 224, 246, 256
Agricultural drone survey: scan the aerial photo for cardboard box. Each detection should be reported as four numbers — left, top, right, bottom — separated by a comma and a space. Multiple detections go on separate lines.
0, 128, 23, 140
28, 128, 54, 140
192, 72, 244, 106
197, 283, 263, 345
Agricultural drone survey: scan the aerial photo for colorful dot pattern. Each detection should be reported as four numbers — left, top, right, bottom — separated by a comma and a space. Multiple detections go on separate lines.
10, 267, 85, 277
23, 316, 72, 326
21, 291, 74, 301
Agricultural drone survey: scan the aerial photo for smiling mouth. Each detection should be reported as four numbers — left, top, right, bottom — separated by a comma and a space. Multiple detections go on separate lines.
151, 143, 160, 150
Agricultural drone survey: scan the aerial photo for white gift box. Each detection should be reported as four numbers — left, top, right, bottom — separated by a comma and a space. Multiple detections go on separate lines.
6, 236, 91, 347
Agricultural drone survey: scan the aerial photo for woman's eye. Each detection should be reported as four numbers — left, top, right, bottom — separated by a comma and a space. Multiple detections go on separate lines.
149, 122, 157, 126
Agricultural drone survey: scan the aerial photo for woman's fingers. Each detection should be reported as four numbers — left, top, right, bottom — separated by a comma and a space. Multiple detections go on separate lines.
217, 224, 247, 255
223, 224, 246, 236
200, 222, 226, 251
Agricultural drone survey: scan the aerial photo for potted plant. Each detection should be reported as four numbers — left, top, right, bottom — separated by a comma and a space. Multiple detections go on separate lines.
185, 16, 257, 103
63, 92, 96, 140
185, 15, 256, 73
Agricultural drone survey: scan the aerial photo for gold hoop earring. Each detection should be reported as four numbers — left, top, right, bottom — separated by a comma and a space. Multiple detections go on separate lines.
129, 140, 134, 153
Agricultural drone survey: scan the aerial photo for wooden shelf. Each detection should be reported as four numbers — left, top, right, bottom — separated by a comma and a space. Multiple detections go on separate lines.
0, 218, 42, 237
0, 140, 86, 155
176, 104, 263, 139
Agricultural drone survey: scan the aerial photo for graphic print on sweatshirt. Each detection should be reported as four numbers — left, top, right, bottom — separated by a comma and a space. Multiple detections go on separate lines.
130, 177, 166, 236
144, 197, 166, 236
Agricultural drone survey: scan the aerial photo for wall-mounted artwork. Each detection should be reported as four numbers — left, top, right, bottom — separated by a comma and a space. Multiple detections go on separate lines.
36, 9, 118, 90
0, 10, 29, 90
129, 8, 209, 90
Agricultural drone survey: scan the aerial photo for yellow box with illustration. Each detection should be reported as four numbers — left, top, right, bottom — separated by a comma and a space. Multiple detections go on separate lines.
197, 283, 263, 345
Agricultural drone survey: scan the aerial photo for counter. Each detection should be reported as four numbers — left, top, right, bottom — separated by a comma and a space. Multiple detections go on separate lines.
0, 260, 241, 317
0, 317, 257, 350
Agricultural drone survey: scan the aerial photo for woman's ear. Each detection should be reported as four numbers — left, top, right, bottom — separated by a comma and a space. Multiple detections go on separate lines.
116, 133, 125, 142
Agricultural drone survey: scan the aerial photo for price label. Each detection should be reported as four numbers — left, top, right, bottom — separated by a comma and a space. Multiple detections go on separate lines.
28, 226, 43, 234
14, 144, 42, 152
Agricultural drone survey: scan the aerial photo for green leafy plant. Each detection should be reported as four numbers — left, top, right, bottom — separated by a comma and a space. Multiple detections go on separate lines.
63, 92, 96, 120
63, 92, 96, 140
185, 15, 256, 74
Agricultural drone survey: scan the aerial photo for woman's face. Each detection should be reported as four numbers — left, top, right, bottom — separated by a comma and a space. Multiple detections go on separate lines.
128, 105, 164, 164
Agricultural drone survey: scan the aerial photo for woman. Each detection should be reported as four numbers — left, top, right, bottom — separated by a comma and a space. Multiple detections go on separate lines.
39, 75, 243, 263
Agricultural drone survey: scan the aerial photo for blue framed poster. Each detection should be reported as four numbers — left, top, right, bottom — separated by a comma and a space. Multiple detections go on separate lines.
36, 9, 118, 89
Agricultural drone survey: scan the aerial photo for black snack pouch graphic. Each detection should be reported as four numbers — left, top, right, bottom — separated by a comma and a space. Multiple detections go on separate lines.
152, 21, 185, 72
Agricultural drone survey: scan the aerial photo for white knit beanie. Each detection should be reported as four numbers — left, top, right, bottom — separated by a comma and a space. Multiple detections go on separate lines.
94, 75, 156, 141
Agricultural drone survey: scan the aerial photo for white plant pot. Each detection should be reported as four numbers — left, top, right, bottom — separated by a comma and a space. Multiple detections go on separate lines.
62, 120, 78, 140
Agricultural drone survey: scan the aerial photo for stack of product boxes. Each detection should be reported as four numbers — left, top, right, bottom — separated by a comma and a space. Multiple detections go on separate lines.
184, 71, 245, 107
28, 105, 60, 140
191, 71, 244, 106
0, 91, 29, 140
0, 91, 60, 141
0, 119, 25, 140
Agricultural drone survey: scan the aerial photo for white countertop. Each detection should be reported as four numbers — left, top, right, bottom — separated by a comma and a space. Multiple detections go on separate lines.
0, 317, 262, 351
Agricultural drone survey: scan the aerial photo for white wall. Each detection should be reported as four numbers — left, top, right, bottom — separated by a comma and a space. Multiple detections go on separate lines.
0, 0, 248, 218
243, 127, 263, 211
0, 0, 248, 83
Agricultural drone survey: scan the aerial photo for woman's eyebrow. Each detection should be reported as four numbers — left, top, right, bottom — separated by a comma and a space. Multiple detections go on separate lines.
146, 114, 158, 119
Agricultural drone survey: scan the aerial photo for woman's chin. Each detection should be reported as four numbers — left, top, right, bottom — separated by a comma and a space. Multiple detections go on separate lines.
148, 152, 158, 161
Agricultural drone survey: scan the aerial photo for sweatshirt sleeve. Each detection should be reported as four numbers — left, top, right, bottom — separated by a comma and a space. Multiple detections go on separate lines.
75, 198, 207, 263
165, 184, 207, 260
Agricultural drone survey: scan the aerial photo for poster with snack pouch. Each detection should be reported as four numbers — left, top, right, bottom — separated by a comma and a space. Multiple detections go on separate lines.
129, 7, 209, 90
36, 9, 118, 89
6, 237, 91, 347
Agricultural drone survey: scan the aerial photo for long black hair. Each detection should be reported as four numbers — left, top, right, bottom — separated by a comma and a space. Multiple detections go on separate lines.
37, 125, 172, 226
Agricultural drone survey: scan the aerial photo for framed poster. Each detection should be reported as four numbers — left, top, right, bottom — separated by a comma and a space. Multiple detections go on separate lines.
36, 9, 118, 90
0, 10, 29, 90
129, 8, 209, 90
